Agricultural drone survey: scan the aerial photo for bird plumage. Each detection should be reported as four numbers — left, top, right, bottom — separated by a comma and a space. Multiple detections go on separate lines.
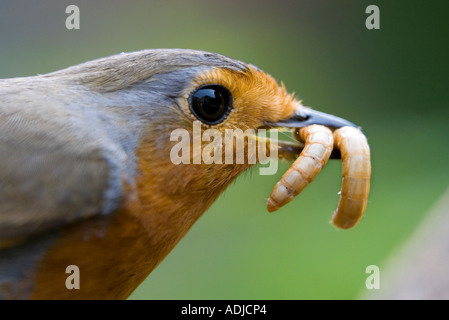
0, 49, 312, 299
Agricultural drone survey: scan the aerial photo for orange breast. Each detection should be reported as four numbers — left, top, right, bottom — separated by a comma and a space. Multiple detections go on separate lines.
30, 199, 157, 300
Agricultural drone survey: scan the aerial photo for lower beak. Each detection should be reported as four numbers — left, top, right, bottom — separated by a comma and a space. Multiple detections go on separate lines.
264, 107, 359, 160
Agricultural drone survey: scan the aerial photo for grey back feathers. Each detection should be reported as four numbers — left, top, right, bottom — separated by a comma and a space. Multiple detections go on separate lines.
0, 49, 250, 241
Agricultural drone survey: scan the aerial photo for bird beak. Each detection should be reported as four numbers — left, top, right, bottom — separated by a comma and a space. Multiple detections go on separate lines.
264, 106, 359, 160
267, 106, 358, 130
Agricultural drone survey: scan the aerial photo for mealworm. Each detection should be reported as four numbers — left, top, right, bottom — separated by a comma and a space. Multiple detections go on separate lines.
267, 125, 334, 212
267, 125, 371, 230
331, 126, 371, 229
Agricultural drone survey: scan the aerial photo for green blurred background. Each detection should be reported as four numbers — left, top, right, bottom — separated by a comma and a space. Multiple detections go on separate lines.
1, 0, 448, 299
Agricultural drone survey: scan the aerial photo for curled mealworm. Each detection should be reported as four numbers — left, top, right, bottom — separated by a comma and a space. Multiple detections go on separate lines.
267, 125, 334, 212
331, 126, 371, 229
267, 125, 371, 230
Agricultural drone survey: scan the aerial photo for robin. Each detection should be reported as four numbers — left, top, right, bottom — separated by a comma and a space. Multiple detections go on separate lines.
0, 49, 356, 299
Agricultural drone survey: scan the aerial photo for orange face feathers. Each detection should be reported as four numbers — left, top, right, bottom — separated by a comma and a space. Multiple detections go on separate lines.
181, 66, 300, 131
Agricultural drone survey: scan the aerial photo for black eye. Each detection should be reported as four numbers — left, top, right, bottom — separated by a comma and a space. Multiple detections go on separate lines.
189, 84, 232, 125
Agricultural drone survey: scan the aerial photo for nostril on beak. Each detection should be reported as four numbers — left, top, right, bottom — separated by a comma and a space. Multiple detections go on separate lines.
296, 114, 310, 122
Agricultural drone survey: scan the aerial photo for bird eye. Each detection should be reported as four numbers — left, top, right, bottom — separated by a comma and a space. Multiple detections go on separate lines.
189, 85, 232, 125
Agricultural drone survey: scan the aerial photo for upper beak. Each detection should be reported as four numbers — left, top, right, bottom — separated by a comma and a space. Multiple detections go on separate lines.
268, 106, 359, 130
264, 106, 359, 160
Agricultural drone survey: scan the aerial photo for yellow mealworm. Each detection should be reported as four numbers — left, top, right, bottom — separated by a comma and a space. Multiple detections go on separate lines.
266, 124, 371, 230
331, 127, 371, 229
267, 125, 334, 212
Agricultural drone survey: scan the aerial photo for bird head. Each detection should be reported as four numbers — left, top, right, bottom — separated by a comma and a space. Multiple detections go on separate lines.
0, 49, 361, 299
59, 49, 357, 235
